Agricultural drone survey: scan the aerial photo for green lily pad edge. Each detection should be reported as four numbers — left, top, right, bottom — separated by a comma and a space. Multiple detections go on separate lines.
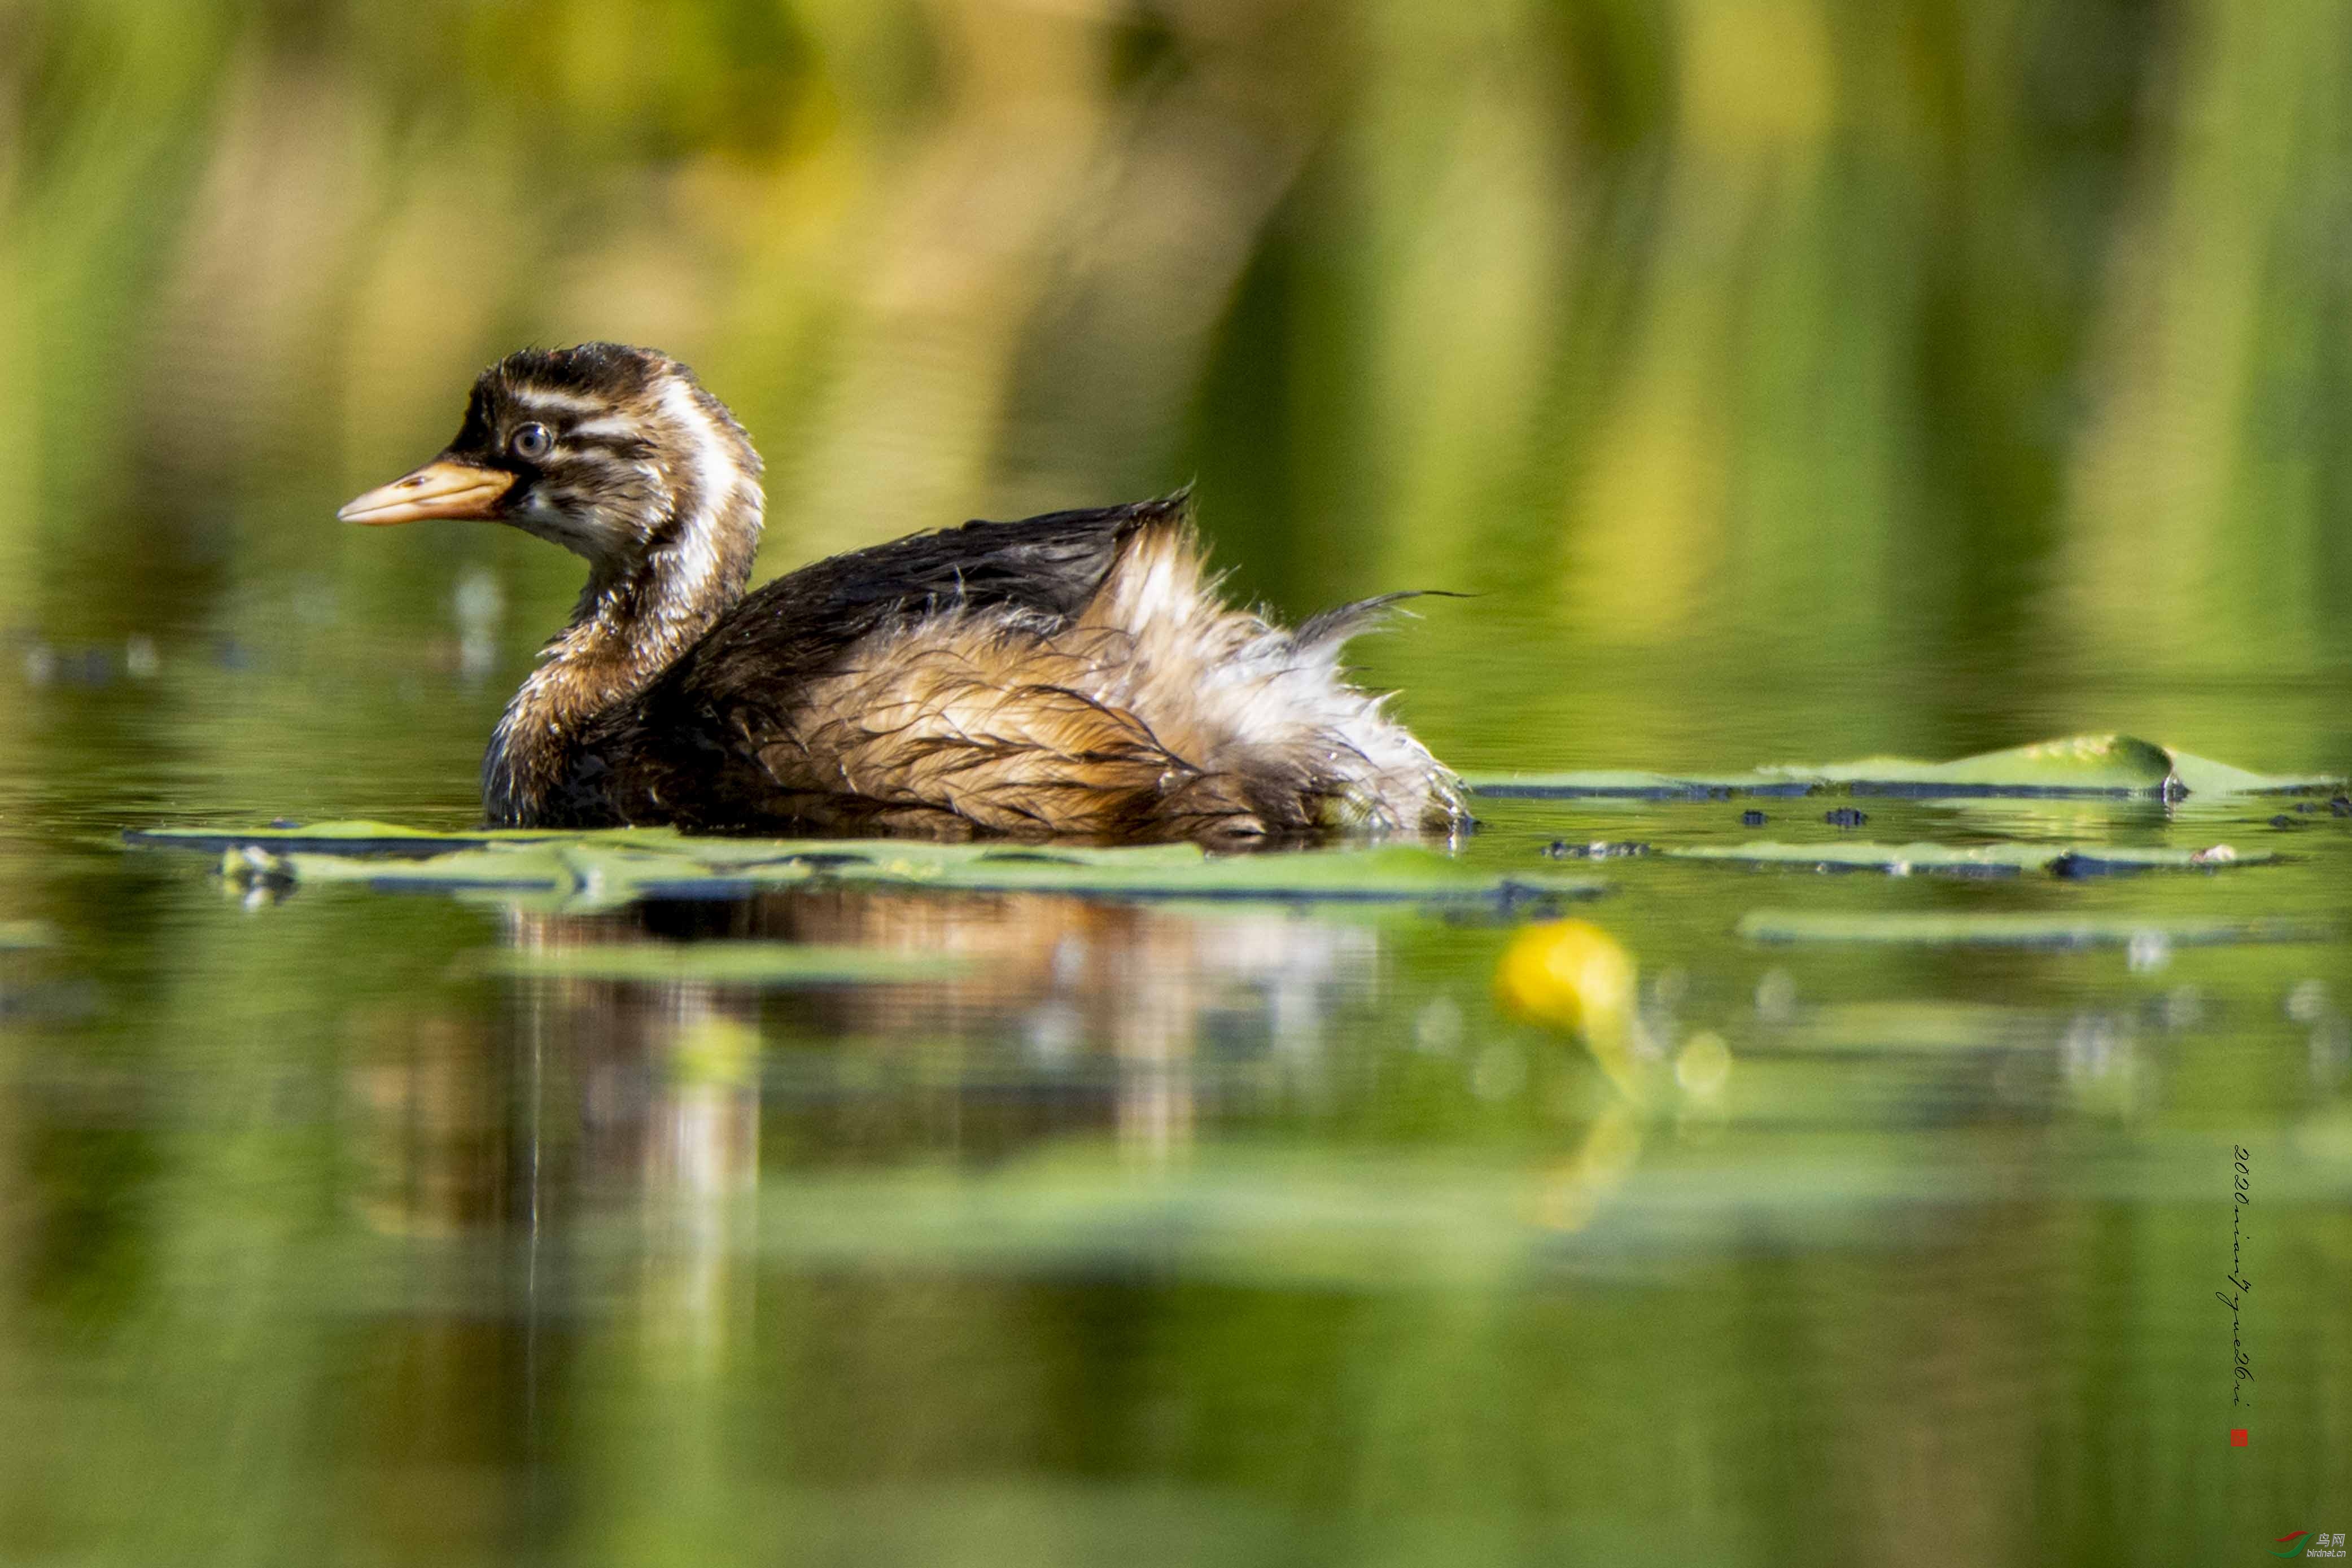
125, 822, 1605, 911
1666, 840, 2268, 875
1468, 733, 2346, 800
1739, 909, 2334, 948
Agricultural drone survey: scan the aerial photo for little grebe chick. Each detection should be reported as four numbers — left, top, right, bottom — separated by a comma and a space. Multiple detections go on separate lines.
340, 343, 1461, 844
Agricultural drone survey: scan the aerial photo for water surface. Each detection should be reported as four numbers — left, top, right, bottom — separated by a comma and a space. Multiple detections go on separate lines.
7, 2, 2352, 1561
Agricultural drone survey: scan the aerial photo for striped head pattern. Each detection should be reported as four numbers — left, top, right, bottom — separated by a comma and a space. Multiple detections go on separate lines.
339, 343, 764, 575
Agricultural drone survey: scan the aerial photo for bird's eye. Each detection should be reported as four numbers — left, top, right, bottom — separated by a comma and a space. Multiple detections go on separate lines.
510, 423, 553, 462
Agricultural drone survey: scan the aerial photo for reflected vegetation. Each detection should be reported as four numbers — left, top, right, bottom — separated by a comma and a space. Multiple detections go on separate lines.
143, 835, 2335, 1568
8, 787, 2352, 1559
5, 0, 2352, 1563
386, 885, 1394, 1219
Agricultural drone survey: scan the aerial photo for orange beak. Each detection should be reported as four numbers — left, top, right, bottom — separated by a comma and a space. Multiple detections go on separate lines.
338, 459, 514, 526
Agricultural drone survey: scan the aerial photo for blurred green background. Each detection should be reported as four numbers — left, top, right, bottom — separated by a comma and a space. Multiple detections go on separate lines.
2, 4, 2350, 1566
7, 0, 2351, 803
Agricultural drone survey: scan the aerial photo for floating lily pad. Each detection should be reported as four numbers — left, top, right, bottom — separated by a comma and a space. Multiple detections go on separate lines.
1666, 840, 2266, 876
2163, 750, 2344, 796
252, 844, 736, 915
141, 822, 1602, 911
1737, 910, 2330, 948
126, 821, 641, 857
1466, 733, 2343, 800
1471, 771, 1818, 801
838, 843, 1597, 904
1774, 734, 2174, 794
479, 941, 972, 985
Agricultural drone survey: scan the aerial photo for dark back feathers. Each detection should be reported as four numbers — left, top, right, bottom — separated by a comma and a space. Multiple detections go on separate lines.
658, 493, 1187, 700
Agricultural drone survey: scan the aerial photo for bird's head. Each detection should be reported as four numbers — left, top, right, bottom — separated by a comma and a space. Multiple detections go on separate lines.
338, 343, 763, 569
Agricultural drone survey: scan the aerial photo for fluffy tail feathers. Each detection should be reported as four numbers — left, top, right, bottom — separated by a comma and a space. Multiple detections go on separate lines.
1078, 503, 1464, 841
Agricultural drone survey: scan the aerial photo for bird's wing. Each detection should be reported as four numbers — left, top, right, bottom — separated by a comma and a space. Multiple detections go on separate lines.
566, 494, 1188, 830
675, 492, 1188, 685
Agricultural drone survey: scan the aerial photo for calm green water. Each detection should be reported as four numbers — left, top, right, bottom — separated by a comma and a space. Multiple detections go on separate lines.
3, 623, 2347, 1566
8, 2, 2352, 1563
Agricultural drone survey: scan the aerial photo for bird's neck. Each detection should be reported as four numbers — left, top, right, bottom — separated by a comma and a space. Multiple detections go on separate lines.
483, 493, 760, 825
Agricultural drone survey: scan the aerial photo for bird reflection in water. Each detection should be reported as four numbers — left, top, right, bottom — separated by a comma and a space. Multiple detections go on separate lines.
339, 885, 1379, 1544
350, 887, 1385, 1253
